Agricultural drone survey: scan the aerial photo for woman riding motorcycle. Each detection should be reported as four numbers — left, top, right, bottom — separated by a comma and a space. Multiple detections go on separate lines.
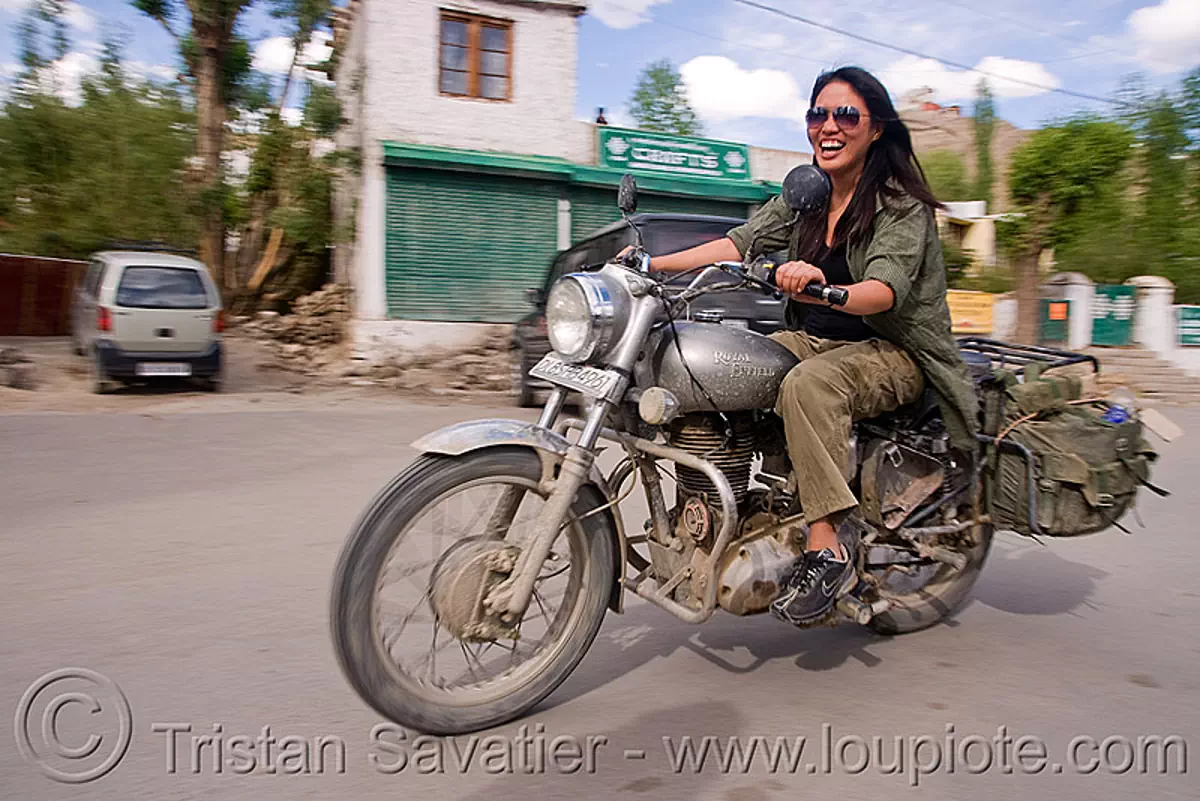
633, 66, 979, 626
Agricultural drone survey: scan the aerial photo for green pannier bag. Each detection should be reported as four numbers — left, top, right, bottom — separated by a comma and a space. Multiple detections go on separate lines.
982, 369, 1161, 537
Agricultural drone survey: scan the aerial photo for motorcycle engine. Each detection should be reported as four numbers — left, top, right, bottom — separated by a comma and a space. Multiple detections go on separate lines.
665, 412, 757, 503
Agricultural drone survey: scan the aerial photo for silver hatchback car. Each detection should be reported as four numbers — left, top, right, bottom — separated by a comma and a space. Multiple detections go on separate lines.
72, 250, 224, 393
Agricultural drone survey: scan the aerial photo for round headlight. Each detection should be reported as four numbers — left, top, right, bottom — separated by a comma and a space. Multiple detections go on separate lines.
546, 274, 616, 363
546, 279, 592, 361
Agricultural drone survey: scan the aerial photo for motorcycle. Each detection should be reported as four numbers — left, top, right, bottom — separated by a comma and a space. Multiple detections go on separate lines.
329, 166, 1097, 735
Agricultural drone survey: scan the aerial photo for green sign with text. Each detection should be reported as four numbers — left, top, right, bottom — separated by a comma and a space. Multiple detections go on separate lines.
597, 127, 752, 181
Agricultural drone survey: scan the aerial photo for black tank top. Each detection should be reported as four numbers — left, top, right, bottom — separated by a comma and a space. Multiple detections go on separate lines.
801, 244, 873, 342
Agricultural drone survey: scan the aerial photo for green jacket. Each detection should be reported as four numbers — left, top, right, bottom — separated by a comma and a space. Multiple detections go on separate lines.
727, 192, 980, 449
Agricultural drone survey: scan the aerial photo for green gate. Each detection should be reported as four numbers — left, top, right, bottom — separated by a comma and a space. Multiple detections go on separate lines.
1040, 298, 1070, 344
1178, 306, 1200, 346
1091, 284, 1136, 346
385, 168, 560, 322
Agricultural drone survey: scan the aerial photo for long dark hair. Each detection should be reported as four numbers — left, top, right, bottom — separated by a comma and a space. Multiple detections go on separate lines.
796, 66, 940, 262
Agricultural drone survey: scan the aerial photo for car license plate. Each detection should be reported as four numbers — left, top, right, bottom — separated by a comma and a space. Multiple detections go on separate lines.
136, 362, 191, 377
529, 353, 619, 399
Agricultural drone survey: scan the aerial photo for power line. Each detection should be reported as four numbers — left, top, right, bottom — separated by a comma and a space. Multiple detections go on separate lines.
938, 0, 1091, 46
730, 0, 1124, 106
936, 0, 1119, 64
601, 0, 834, 68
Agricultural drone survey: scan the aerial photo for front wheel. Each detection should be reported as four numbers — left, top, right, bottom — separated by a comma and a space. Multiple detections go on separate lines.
330, 447, 616, 734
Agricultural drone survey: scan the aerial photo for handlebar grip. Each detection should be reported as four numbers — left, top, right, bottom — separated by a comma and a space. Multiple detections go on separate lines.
799, 283, 850, 307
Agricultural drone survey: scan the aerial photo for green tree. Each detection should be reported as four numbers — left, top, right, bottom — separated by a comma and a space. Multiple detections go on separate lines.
131, 1, 336, 294
1138, 96, 1190, 263
1108, 70, 1200, 302
921, 149, 971, 202
0, 44, 196, 257
629, 60, 701, 136
269, 0, 333, 116
1007, 117, 1134, 342
132, 0, 258, 290
972, 80, 995, 207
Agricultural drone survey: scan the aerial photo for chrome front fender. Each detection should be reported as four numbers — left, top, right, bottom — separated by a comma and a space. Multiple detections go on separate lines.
412, 418, 628, 611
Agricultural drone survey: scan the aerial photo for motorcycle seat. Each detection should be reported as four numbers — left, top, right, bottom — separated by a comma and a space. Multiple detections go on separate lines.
870, 386, 941, 429
864, 349, 989, 431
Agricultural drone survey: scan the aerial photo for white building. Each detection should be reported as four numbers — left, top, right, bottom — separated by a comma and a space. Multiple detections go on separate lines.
333, 0, 807, 353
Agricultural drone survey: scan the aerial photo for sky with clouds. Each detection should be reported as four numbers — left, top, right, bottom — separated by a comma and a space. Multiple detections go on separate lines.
578, 0, 1200, 150
0, 1, 1197, 151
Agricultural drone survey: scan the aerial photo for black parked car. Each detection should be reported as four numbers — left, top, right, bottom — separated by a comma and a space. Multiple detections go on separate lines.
510, 213, 787, 406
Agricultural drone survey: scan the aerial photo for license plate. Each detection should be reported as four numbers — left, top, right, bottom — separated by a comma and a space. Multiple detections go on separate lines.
529, 353, 619, 399
136, 362, 191, 377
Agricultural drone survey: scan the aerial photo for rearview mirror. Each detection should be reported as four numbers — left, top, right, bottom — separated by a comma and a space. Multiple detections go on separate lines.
618, 174, 638, 215
781, 164, 831, 217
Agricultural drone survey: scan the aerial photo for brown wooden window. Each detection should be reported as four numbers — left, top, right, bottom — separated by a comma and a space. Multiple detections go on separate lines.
439, 11, 512, 101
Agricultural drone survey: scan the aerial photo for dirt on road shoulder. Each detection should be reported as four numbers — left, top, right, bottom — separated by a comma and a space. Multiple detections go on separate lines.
0, 335, 517, 415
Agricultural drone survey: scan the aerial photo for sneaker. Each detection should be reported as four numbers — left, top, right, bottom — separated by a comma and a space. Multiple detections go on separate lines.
770, 546, 857, 626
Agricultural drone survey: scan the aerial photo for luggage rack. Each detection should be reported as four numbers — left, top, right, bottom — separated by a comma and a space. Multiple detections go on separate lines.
956, 336, 1099, 377
958, 338, 1102, 539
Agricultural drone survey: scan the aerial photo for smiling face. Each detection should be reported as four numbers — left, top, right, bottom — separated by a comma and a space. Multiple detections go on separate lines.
807, 80, 877, 181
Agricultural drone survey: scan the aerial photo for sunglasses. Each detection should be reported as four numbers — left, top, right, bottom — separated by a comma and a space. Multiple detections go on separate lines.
805, 105, 863, 131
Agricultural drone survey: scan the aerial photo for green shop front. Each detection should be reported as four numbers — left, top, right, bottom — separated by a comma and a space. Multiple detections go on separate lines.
381, 129, 781, 323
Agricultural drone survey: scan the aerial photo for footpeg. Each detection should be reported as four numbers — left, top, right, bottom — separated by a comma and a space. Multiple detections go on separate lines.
836, 595, 891, 625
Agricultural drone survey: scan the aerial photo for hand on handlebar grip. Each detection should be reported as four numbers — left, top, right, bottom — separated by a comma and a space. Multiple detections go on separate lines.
615, 245, 643, 268
775, 260, 827, 297
799, 283, 850, 306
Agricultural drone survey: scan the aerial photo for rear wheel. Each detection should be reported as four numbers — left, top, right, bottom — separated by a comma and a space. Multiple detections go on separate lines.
330, 447, 615, 734
864, 512, 993, 636
201, 368, 223, 393
90, 350, 119, 394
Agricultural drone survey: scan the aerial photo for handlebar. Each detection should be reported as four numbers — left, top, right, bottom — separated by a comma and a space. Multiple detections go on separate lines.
614, 252, 850, 309
716, 261, 850, 307
796, 282, 850, 306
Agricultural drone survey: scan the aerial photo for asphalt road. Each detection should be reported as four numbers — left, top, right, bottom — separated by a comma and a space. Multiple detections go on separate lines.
2, 397, 1197, 801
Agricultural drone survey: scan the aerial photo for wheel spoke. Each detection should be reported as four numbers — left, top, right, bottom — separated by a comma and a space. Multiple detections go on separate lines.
459, 641, 486, 680
380, 558, 436, 589
461, 485, 501, 536
370, 473, 588, 699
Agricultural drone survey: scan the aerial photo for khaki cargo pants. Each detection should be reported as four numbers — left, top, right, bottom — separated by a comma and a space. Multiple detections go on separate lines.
770, 331, 924, 522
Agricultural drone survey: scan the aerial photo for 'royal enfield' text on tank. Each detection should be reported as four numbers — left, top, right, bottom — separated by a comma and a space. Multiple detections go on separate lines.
329, 167, 1164, 735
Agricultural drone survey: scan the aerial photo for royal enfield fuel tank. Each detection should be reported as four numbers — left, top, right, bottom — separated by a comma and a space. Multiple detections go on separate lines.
635, 321, 800, 412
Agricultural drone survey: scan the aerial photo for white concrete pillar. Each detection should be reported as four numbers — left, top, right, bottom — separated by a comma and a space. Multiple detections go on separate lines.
557, 198, 571, 251
1042, 272, 1094, 350
356, 147, 388, 320
1064, 281, 1094, 351
1126, 275, 1176, 356
992, 294, 1017, 340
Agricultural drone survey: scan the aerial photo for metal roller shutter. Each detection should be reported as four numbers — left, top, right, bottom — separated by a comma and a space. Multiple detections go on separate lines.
569, 185, 751, 243
385, 168, 561, 322
639, 194, 751, 219
569, 186, 622, 242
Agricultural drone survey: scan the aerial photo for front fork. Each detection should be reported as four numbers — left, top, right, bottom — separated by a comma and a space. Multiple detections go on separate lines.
485, 283, 660, 622
483, 387, 615, 623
